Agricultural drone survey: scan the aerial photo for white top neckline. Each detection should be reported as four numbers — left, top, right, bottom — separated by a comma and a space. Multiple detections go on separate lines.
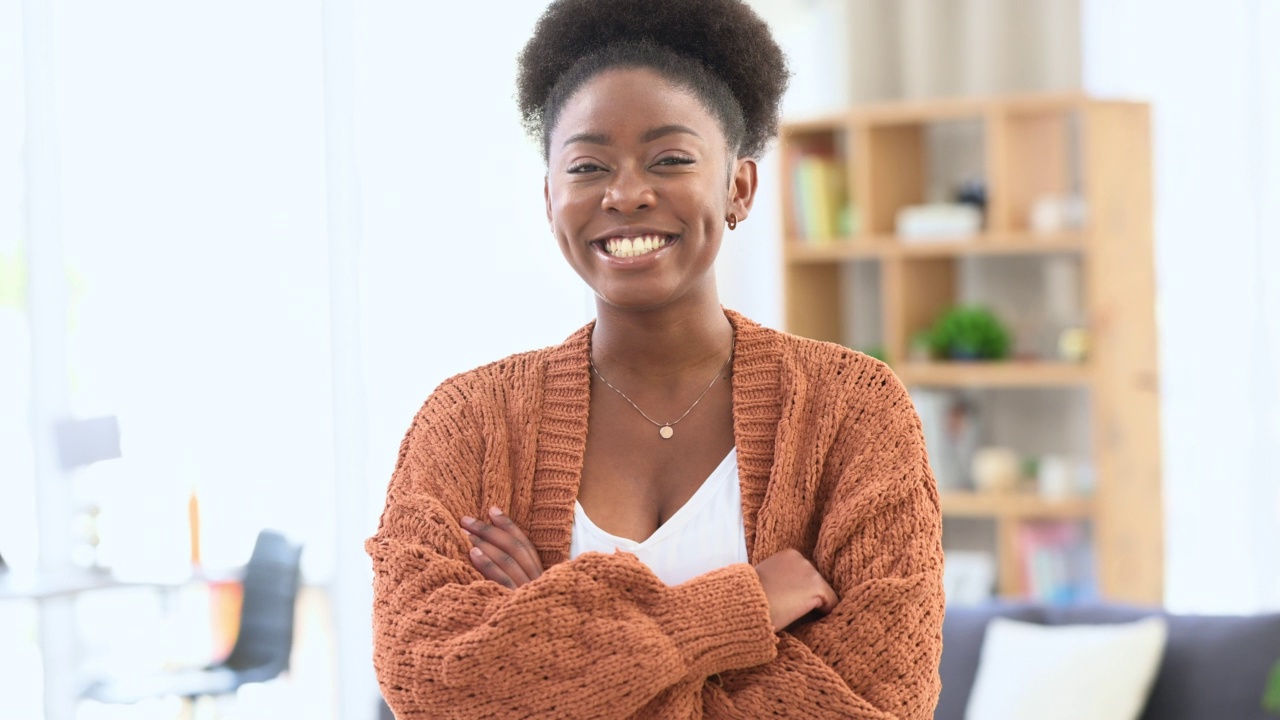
573, 447, 738, 550
570, 448, 748, 586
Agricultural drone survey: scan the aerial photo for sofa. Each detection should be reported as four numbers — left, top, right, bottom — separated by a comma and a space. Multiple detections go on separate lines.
937, 602, 1280, 720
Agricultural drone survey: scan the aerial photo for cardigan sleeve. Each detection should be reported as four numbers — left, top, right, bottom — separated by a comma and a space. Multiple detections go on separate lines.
699, 373, 945, 720
366, 379, 780, 720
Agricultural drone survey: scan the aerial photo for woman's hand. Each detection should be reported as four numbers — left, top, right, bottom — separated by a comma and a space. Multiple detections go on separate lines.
753, 548, 838, 632
460, 508, 544, 588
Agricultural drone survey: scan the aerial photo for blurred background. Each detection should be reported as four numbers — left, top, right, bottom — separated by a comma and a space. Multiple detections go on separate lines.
1, 1, 1277, 718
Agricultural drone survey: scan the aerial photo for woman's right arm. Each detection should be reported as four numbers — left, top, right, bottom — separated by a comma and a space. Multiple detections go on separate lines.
366, 379, 779, 719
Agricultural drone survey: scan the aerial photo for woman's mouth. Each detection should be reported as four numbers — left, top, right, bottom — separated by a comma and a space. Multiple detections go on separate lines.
594, 234, 678, 258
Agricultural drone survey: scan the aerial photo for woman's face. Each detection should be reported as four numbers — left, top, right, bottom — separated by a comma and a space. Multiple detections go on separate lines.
545, 67, 756, 312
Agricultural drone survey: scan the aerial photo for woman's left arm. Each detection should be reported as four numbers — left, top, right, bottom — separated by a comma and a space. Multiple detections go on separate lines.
698, 376, 945, 720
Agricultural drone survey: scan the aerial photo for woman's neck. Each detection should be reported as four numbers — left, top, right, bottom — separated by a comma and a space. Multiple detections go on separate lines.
590, 291, 733, 386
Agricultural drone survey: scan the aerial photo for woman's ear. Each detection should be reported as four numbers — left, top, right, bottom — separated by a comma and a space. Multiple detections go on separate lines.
544, 175, 553, 227
727, 157, 758, 225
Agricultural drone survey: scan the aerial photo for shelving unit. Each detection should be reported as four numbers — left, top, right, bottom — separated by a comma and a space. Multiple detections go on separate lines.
939, 492, 1095, 520
779, 93, 1162, 604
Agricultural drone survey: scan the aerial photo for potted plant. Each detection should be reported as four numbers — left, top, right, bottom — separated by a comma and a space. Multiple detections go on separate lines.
926, 305, 1012, 361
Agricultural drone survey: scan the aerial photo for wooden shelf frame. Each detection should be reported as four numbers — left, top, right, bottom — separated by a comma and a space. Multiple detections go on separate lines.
784, 232, 1086, 263
778, 93, 1163, 604
895, 361, 1092, 388
940, 491, 1095, 519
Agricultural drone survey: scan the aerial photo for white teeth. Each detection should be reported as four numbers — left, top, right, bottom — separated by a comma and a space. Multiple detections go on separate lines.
603, 234, 671, 258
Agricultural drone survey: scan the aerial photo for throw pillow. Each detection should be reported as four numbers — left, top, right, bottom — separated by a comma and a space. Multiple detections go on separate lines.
965, 616, 1168, 720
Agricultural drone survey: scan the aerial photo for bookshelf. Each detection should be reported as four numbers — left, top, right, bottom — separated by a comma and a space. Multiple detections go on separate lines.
779, 93, 1162, 605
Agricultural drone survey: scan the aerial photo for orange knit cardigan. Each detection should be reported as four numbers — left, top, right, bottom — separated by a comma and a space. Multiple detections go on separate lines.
367, 309, 945, 719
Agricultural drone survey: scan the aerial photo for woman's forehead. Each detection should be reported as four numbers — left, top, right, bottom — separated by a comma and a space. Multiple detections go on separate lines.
550, 68, 725, 152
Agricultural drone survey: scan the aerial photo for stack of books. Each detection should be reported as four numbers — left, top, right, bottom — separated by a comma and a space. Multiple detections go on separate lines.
1016, 521, 1097, 604
790, 154, 855, 243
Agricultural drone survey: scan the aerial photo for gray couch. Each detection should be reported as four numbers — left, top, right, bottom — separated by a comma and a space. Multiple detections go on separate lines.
937, 602, 1280, 720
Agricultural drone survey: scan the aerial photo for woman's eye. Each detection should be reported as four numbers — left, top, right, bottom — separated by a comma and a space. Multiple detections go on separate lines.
655, 155, 695, 167
567, 163, 605, 174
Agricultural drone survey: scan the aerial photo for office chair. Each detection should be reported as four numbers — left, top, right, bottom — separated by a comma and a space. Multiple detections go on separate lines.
82, 529, 304, 705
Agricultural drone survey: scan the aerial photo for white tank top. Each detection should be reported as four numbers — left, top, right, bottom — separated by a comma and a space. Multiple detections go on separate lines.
569, 448, 749, 586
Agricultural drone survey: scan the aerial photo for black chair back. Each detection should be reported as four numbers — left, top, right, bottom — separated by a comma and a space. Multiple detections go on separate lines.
222, 530, 303, 680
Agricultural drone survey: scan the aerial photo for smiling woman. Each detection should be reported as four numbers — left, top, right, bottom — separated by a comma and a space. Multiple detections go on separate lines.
365, 1, 944, 718
547, 67, 751, 313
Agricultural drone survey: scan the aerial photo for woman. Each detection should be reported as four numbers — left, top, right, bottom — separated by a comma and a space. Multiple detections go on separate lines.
366, 0, 944, 717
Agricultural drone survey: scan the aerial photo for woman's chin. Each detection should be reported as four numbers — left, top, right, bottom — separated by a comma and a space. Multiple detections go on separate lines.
592, 282, 685, 313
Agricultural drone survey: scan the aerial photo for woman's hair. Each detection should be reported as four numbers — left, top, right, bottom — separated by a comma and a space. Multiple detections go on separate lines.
517, 0, 789, 161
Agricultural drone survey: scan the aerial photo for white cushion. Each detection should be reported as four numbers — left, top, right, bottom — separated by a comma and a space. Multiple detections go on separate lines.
965, 616, 1168, 720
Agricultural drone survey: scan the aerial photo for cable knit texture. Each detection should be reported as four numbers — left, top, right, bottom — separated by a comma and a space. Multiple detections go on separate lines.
367, 309, 945, 719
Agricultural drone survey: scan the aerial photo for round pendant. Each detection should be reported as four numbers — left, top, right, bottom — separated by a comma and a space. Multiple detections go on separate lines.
659, 425, 674, 439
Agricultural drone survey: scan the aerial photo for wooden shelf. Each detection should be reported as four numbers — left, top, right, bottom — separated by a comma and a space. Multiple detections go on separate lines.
780, 113, 851, 135
940, 491, 1095, 519
894, 361, 1091, 388
779, 95, 1162, 603
784, 238, 884, 262
853, 92, 1088, 126
785, 232, 1085, 263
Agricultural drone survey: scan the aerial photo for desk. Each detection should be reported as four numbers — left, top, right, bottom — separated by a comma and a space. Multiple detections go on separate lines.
0, 566, 242, 720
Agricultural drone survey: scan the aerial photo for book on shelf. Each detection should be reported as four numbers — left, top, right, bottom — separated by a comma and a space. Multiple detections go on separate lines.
1016, 520, 1097, 604
790, 153, 855, 243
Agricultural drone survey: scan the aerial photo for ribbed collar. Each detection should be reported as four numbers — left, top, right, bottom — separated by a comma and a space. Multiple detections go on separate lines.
528, 308, 783, 567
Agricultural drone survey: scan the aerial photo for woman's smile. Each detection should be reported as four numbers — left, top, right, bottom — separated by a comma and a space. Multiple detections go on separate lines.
545, 67, 748, 310
596, 233, 676, 259
590, 226, 680, 267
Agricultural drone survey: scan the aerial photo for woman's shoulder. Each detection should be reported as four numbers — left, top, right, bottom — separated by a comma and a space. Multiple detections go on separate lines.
421, 323, 591, 413
727, 311, 915, 435
746, 320, 906, 401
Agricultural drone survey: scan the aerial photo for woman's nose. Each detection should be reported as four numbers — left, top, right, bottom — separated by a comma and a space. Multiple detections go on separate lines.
602, 167, 656, 214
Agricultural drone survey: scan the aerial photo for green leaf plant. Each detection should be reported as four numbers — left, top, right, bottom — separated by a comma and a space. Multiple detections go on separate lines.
926, 305, 1012, 361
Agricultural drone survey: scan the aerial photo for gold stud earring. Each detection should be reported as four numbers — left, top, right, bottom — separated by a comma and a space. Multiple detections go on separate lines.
727, 214, 738, 231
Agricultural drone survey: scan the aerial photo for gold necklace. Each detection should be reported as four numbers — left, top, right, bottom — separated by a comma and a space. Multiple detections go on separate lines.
589, 338, 734, 439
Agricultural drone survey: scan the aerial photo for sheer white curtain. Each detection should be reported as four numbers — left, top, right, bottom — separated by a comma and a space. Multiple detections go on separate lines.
352, 0, 589, 524
43, 0, 336, 580
0, 0, 36, 573
11, 2, 339, 718
1083, 0, 1280, 614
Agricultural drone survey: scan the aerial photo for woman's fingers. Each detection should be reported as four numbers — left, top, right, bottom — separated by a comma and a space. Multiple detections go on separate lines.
460, 509, 543, 585
466, 532, 531, 587
467, 545, 517, 588
486, 508, 543, 577
817, 583, 839, 613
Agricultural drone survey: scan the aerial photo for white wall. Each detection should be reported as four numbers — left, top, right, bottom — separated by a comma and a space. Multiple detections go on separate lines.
354, 1, 591, 502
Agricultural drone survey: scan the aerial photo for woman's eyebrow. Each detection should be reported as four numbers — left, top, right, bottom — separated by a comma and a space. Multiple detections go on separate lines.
562, 131, 610, 148
561, 124, 703, 149
641, 124, 701, 142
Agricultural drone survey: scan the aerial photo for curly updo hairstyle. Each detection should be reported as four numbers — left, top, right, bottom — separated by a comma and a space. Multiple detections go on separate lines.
517, 0, 789, 162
